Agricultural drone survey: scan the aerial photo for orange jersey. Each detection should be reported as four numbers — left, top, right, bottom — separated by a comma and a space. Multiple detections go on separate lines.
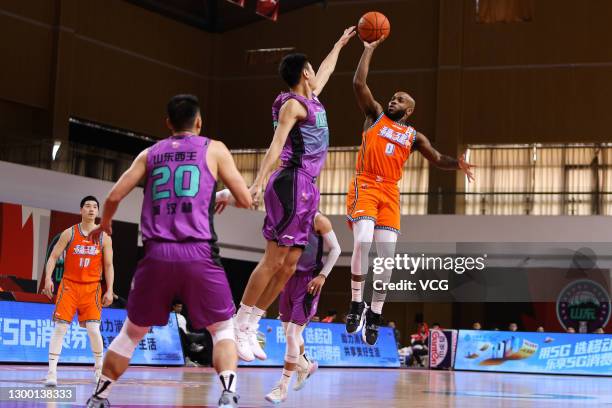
63, 224, 103, 283
356, 113, 417, 183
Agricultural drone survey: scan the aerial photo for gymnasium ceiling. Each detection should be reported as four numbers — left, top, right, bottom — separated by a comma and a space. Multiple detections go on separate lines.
125, 0, 325, 32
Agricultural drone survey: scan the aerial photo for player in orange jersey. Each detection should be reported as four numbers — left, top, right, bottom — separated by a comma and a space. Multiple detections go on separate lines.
42, 196, 114, 386
345, 36, 475, 346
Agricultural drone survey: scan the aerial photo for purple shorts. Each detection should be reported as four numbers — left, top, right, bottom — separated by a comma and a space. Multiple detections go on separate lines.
127, 241, 235, 330
263, 167, 320, 248
279, 272, 321, 325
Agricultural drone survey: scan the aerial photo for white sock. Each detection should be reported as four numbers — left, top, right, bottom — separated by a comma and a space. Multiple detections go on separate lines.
48, 355, 59, 373
248, 307, 265, 327
351, 279, 363, 302
371, 301, 384, 314
219, 370, 237, 393
48, 322, 68, 372
235, 303, 253, 330
280, 368, 293, 387
93, 374, 114, 400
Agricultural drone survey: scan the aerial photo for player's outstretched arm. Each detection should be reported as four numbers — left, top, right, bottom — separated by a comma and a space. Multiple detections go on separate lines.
307, 214, 342, 297
414, 132, 475, 182
213, 140, 252, 209
101, 235, 114, 307
250, 99, 305, 206
312, 26, 356, 96
42, 228, 71, 299
353, 37, 386, 120
93, 149, 148, 240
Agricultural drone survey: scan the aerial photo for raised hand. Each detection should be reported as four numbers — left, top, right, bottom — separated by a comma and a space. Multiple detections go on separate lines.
459, 152, 476, 183
336, 26, 357, 48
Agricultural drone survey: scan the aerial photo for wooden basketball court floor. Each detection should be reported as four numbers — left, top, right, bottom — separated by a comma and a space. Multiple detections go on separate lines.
1, 365, 611, 407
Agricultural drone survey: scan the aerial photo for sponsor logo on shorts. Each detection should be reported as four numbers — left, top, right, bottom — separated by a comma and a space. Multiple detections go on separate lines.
282, 235, 295, 240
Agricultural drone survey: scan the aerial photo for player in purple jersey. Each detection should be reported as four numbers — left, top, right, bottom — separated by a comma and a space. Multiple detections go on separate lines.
214, 195, 341, 403
232, 27, 356, 364
267, 212, 340, 403
86, 95, 251, 408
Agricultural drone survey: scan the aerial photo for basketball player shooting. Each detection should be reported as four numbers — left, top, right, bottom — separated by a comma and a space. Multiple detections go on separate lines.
345, 32, 475, 346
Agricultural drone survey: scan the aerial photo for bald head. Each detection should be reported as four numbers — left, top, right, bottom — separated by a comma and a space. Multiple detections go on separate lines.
385, 91, 415, 122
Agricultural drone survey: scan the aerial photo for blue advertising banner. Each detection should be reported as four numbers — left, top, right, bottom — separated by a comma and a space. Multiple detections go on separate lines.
455, 329, 612, 376
0, 301, 183, 366
241, 319, 399, 368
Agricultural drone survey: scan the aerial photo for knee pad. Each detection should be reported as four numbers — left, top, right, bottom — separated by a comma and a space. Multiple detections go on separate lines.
54, 321, 69, 335
285, 323, 304, 364
208, 319, 234, 346
85, 321, 100, 333
108, 318, 148, 359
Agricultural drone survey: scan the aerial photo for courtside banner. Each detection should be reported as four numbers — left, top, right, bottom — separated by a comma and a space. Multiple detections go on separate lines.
0, 301, 183, 365
241, 319, 400, 367
429, 329, 458, 370
455, 329, 612, 375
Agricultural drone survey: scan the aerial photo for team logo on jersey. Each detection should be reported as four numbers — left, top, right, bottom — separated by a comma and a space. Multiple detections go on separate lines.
172, 141, 180, 149
73, 244, 99, 256
315, 111, 328, 128
556, 279, 611, 333
378, 126, 414, 147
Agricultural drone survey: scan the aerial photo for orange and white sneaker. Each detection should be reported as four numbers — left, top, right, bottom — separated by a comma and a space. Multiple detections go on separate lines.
265, 382, 288, 404
293, 358, 318, 391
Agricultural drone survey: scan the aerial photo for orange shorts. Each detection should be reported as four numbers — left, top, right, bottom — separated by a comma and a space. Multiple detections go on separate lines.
346, 174, 401, 233
53, 279, 102, 324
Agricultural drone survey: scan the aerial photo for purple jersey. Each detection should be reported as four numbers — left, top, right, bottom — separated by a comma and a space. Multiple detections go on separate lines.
272, 92, 330, 178
141, 134, 217, 243
295, 229, 324, 276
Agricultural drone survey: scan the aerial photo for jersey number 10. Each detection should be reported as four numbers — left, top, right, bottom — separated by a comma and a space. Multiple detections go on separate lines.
152, 165, 201, 201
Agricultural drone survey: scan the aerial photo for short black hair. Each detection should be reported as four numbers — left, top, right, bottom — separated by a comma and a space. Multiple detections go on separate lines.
279, 53, 309, 87
80, 196, 99, 208
167, 94, 200, 131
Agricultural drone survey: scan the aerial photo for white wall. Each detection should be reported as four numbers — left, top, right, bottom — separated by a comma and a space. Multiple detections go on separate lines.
3, 160, 612, 266
0, 161, 143, 224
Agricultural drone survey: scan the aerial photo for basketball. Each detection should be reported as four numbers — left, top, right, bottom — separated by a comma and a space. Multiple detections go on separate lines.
357, 11, 390, 43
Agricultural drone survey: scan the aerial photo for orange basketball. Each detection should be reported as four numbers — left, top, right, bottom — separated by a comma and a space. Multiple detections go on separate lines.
357, 11, 390, 43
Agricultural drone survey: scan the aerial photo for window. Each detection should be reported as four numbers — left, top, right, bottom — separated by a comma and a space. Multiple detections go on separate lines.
464, 144, 612, 215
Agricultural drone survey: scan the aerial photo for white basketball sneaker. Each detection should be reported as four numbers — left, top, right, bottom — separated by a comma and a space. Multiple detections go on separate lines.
248, 324, 267, 360
293, 358, 318, 391
44, 370, 57, 387
234, 321, 255, 362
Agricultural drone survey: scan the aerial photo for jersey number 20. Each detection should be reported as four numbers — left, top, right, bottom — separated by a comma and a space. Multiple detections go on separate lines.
152, 165, 200, 201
